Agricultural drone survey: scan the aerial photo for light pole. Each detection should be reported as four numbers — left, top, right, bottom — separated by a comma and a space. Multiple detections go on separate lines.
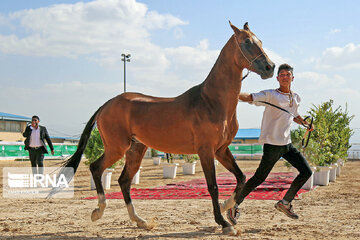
121, 53, 131, 92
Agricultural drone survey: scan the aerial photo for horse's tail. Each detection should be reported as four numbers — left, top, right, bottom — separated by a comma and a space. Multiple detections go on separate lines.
47, 106, 102, 198
62, 106, 101, 172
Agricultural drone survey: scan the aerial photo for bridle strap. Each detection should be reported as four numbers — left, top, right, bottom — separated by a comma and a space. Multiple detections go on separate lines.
233, 34, 264, 81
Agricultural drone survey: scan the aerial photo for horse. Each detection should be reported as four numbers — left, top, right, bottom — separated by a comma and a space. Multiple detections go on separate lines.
53, 22, 274, 235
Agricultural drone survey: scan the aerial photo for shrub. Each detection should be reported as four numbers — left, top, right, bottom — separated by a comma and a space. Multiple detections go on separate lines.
291, 100, 354, 166
150, 149, 158, 157
84, 128, 123, 168
182, 154, 200, 163
163, 153, 174, 163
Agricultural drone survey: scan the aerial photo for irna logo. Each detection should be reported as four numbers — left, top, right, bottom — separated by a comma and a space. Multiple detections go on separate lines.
3, 167, 74, 199
8, 173, 69, 188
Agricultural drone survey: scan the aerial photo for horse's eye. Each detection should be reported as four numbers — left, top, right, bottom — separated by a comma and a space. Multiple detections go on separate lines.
244, 38, 252, 44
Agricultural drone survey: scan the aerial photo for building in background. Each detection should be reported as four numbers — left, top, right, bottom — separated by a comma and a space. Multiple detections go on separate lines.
0, 112, 31, 142
233, 128, 261, 144
50, 136, 79, 144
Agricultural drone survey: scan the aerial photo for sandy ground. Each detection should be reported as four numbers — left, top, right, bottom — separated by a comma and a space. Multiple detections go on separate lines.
0, 157, 359, 240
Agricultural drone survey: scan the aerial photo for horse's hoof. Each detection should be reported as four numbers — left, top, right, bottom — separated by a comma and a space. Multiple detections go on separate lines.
91, 208, 103, 222
223, 226, 237, 236
137, 219, 153, 229
136, 218, 157, 230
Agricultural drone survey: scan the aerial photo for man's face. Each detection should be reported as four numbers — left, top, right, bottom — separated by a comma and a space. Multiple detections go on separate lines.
31, 118, 39, 128
277, 69, 294, 88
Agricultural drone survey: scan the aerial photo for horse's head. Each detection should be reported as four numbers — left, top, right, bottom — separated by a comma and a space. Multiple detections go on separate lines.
230, 22, 275, 80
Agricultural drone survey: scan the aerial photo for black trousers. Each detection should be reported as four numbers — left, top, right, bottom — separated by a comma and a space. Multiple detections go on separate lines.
28, 148, 45, 175
238, 143, 312, 203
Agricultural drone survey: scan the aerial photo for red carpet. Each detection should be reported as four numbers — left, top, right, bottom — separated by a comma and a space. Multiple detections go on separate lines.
84, 172, 310, 201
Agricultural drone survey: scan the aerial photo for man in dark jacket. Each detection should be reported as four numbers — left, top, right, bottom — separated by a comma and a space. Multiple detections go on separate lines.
23, 115, 54, 174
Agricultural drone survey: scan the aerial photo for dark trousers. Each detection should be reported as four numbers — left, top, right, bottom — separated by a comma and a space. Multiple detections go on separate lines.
28, 148, 45, 175
238, 143, 312, 203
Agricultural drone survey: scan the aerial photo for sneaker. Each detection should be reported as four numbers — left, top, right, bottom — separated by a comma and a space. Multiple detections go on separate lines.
275, 200, 299, 219
226, 203, 240, 225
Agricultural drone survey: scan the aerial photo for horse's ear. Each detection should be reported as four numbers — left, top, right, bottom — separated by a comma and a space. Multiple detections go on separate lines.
244, 22, 250, 31
229, 20, 241, 35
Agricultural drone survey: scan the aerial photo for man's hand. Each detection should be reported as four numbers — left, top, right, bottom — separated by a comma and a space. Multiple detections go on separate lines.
307, 123, 315, 132
238, 92, 253, 102
294, 116, 315, 131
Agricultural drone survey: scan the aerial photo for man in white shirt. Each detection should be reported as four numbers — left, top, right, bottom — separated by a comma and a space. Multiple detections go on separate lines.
23, 115, 54, 175
227, 64, 314, 224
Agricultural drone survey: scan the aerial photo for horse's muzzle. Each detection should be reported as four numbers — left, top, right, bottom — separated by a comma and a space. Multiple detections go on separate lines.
260, 63, 275, 79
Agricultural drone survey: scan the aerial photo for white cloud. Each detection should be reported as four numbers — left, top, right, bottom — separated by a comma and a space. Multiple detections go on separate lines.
316, 43, 360, 70
0, 14, 10, 27
0, 0, 217, 94
296, 71, 345, 88
329, 28, 341, 34
145, 11, 188, 29
173, 27, 184, 39
263, 48, 288, 66
163, 39, 219, 79
1, 0, 187, 60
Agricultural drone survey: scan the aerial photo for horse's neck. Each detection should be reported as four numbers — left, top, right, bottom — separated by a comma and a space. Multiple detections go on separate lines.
202, 37, 244, 106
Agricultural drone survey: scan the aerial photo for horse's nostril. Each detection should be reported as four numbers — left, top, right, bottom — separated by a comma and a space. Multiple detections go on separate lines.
265, 65, 271, 71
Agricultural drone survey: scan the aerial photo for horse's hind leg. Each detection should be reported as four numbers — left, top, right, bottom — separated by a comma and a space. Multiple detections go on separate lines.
215, 147, 246, 213
119, 140, 154, 229
90, 150, 125, 222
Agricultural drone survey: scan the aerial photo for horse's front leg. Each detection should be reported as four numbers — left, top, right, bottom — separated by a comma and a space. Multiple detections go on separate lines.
215, 147, 246, 214
198, 148, 237, 235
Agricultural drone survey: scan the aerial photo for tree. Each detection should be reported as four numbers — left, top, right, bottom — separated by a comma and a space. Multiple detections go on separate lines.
291, 100, 354, 166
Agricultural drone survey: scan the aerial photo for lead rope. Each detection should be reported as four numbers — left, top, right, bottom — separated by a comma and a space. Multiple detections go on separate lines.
301, 116, 314, 148
241, 70, 250, 81
255, 100, 314, 148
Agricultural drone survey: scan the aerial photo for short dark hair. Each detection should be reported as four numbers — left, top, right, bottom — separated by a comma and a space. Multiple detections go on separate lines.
32, 115, 40, 121
277, 63, 293, 75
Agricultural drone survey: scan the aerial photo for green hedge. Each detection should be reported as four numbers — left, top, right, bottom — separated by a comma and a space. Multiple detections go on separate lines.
0, 143, 77, 158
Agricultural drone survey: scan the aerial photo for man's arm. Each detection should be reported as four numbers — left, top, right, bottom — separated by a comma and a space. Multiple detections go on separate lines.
293, 116, 315, 131
43, 127, 55, 155
23, 125, 31, 137
238, 92, 253, 102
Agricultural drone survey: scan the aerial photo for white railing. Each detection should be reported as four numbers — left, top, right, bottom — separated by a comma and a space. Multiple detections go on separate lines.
347, 151, 360, 160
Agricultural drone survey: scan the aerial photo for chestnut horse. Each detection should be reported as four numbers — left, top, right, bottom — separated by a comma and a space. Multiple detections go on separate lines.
54, 22, 274, 235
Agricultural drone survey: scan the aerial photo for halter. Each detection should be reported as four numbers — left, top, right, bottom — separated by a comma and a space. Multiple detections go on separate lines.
233, 34, 264, 81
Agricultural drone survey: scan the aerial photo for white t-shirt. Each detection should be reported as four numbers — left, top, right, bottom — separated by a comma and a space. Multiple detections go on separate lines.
251, 89, 301, 146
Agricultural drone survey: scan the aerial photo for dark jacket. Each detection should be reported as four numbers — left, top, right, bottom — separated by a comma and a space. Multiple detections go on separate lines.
23, 125, 54, 154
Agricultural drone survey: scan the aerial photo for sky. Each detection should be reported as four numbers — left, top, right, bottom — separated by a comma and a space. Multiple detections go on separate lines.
0, 0, 359, 142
